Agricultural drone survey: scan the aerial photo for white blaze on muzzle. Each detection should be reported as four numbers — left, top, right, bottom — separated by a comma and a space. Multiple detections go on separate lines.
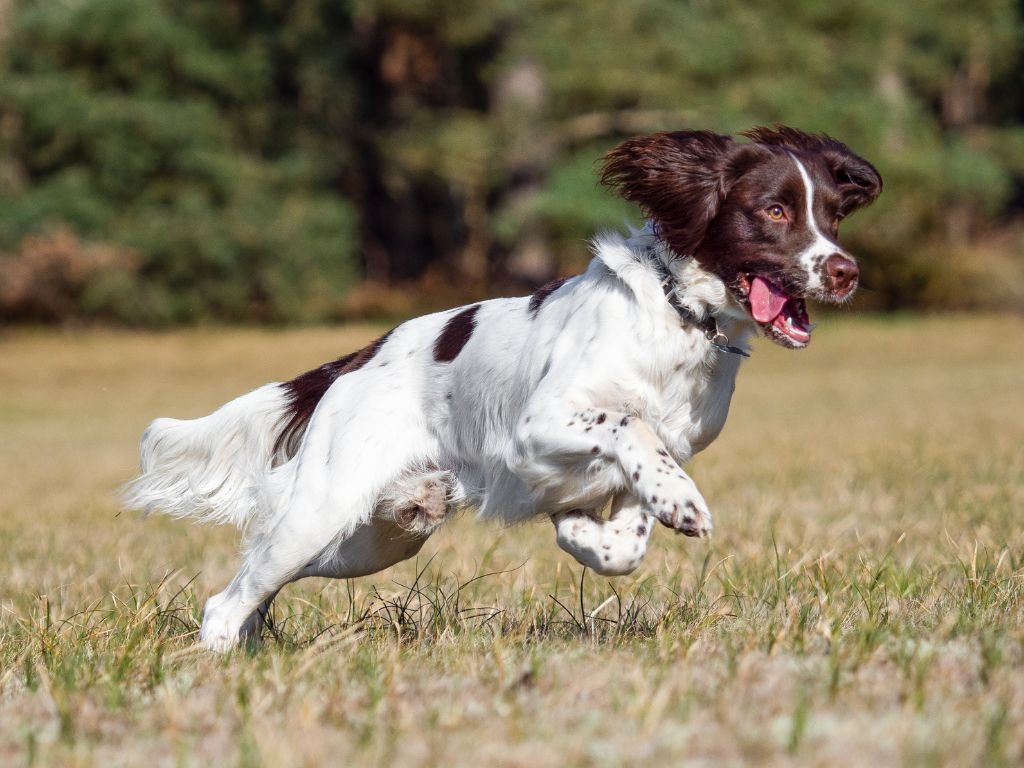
791, 154, 847, 293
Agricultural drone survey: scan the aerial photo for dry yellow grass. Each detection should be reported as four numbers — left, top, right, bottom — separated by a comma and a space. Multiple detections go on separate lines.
1, 316, 1023, 767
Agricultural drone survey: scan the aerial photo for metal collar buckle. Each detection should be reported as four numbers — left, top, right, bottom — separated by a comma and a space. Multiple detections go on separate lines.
707, 328, 750, 358
650, 251, 750, 358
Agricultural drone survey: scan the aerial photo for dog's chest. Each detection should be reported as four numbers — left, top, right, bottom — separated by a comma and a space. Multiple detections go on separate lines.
641, 347, 743, 460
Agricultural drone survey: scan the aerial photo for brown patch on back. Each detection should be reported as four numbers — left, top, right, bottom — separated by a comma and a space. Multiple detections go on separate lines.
528, 277, 570, 316
433, 305, 480, 363
273, 329, 394, 460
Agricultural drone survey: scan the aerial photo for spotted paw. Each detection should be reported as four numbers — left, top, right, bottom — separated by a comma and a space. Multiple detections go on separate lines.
648, 487, 713, 538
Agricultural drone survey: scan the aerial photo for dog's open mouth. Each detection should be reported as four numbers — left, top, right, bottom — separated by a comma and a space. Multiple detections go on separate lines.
737, 274, 814, 348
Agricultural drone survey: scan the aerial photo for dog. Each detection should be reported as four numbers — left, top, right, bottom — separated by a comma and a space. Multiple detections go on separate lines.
124, 126, 881, 650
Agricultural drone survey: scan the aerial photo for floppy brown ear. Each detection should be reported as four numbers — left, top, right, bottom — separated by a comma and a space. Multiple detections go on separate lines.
826, 149, 882, 216
600, 131, 740, 258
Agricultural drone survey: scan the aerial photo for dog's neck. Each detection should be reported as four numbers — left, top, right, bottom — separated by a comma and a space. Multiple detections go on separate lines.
596, 222, 753, 353
593, 225, 753, 360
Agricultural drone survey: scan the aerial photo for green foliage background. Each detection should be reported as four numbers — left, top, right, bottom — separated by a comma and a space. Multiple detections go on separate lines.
1, 0, 1023, 323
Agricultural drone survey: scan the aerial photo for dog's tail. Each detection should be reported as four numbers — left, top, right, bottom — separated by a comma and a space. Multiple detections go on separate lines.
121, 383, 290, 530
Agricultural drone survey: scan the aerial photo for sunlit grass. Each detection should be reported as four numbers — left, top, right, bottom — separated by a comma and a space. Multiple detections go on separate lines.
1, 316, 1023, 766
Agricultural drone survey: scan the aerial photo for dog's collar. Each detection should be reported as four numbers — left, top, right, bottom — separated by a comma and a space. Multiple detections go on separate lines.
649, 255, 750, 358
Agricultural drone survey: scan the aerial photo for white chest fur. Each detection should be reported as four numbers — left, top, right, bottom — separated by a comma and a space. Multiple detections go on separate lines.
654, 351, 743, 459
593, 231, 751, 463
474, 229, 753, 521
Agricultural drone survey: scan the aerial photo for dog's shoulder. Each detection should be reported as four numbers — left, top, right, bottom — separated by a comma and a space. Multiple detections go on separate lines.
588, 227, 665, 307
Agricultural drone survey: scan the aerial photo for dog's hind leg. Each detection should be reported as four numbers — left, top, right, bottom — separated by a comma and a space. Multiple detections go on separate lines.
237, 590, 280, 645
552, 492, 654, 576
200, 469, 456, 650
200, 514, 432, 651
230, 518, 433, 646
197, 351, 454, 651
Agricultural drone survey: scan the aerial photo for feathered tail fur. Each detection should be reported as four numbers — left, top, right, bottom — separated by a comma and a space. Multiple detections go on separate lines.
121, 383, 289, 530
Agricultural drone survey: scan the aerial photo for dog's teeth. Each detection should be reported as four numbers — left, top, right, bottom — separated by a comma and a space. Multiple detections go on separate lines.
806, 322, 817, 331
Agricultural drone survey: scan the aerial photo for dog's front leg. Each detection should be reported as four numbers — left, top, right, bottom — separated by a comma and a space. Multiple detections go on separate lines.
552, 492, 654, 575
515, 406, 713, 537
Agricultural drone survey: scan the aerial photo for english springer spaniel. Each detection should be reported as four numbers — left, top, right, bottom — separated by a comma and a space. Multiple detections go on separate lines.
124, 126, 882, 650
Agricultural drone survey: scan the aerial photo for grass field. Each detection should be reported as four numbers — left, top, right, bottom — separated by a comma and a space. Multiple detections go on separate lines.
1, 316, 1023, 767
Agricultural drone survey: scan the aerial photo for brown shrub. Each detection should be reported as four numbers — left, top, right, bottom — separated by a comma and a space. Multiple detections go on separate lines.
0, 230, 137, 322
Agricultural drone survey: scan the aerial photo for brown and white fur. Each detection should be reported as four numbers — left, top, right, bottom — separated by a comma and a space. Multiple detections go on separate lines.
123, 126, 882, 650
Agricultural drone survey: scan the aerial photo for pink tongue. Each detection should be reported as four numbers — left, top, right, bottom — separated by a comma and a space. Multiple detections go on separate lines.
749, 276, 789, 323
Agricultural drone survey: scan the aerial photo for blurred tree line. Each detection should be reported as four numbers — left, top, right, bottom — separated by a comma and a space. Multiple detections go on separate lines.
1, 0, 1023, 324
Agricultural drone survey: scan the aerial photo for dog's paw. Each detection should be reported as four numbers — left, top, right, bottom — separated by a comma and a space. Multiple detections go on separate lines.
198, 593, 243, 652
647, 485, 713, 538
198, 633, 237, 653
196, 622, 236, 651
552, 508, 648, 576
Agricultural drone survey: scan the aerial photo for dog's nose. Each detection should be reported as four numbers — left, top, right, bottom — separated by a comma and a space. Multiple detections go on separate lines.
824, 253, 859, 296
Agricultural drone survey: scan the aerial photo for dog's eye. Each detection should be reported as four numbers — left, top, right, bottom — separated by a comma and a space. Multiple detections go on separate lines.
765, 205, 786, 222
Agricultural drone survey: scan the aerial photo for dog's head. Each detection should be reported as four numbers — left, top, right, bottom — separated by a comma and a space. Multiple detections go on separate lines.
601, 126, 882, 348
